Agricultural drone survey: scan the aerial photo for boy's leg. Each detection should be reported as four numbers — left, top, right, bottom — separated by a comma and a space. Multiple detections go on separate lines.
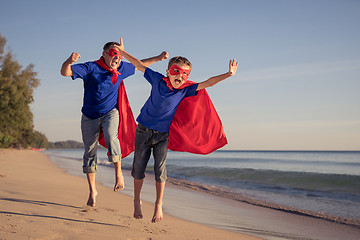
102, 109, 123, 190
152, 181, 165, 223
131, 124, 152, 219
152, 131, 169, 223
133, 178, 144, 219
86, 172, 97, 207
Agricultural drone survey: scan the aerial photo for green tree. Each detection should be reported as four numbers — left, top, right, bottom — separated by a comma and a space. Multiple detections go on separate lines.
0, 33, 47, 148
29, 131, 48, 149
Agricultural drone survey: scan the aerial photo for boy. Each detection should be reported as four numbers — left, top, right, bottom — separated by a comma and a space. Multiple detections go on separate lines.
118, 38, 238, 223
60, 40, 168, 207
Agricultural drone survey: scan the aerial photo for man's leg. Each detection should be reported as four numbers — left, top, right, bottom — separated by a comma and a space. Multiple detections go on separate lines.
102, 109, 123, 191
113, 160, 124, 191
81, 114, 100, 207
86, 172, 97, 207
133, 178, 144, 219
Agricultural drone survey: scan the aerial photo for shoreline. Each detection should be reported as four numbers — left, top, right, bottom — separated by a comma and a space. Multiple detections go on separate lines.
46, 149, 360, 228
166, 177, 360, 228
0, 149, 258, 240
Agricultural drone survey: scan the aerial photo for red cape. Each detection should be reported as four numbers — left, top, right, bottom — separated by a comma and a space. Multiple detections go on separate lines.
168, 88, 227, 154
98, 81, 137, 158
163, 77, 227, 154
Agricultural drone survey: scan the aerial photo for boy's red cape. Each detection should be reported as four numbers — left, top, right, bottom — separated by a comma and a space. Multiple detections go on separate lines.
168, 89, 227, 153
164, 77, 228, 154
96, 60, 227, 157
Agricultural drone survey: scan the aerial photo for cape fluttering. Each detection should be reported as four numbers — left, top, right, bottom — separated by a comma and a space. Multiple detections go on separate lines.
162, 77, 228, 154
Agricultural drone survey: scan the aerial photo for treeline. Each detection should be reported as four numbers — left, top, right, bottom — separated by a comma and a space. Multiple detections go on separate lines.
0, 33, 49, 148
0, 33, 86, 150
47, 140, 84, 149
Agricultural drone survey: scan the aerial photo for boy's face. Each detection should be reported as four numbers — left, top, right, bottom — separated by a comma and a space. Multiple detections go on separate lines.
166, 64, 191, 89
102, 45, 122, 70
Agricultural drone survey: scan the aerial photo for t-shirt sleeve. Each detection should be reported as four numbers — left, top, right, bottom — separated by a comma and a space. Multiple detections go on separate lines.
71, 62, 92, 80
119, 61, 136, 79
144, 67, 164, 85
184, 83, 199, 97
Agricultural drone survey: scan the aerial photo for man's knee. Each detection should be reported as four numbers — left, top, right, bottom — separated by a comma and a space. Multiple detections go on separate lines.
108, 154, 121, 163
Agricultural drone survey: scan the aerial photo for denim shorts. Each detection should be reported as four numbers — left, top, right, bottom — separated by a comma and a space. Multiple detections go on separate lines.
81, 108, 121, 173
131, 124, 169, 182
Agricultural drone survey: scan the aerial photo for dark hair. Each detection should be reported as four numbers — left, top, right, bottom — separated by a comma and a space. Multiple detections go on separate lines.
103, 42, 120, 51
168, 56, 192, 70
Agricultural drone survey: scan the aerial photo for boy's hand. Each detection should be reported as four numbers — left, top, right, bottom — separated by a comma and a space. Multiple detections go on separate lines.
69, 52, 80, 64
159, 51, 169, 61
229, 59, 238, 76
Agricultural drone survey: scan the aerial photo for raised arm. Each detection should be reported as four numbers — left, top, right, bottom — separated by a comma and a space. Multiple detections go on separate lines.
60, 52, 81, 76
141, 51, 169, 68
197, 59, 238, 91
120, 49, 147, 73
117, 38, 168, 73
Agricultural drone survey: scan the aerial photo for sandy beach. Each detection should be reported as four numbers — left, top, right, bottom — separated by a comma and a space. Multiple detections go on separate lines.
0, 149, 258, 240
1, 149, 360, 240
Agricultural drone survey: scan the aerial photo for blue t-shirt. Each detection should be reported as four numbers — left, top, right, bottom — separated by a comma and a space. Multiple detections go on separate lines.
72, 61, 135, 119
137, 68, 199, 133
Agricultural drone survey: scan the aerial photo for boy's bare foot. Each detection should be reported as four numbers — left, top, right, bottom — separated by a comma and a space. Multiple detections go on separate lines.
114, 174, 124, 191
87, 191, 98, 207
151, 202, 163, 223
133, 199, 143, 219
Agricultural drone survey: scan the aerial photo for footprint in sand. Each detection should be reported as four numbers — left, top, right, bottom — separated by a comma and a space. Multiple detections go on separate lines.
142, 227, 167, 235
81, 206, 98, 213
126, 238, 152, 240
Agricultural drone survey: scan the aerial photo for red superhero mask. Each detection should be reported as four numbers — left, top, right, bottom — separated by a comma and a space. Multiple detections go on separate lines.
169, 64, 190, 81
107, 48, 123, 59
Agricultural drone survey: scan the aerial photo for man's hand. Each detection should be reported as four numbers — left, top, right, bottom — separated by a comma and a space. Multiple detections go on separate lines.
69, 52, 80, 64
229, 59, 238, 76
118, 37, 125, 53
61, 52, 80, 77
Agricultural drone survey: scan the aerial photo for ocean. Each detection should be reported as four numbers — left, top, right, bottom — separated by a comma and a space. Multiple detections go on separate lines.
45, 149, 360, 232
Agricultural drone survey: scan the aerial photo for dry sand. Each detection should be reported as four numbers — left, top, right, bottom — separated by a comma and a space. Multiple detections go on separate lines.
0, 149, 259, 240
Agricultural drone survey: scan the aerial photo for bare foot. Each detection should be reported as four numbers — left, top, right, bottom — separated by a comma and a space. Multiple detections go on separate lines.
151, 202, 163, 223
114, 174, 124, 191
87, 191, 97, 207
133, 199, 143, 219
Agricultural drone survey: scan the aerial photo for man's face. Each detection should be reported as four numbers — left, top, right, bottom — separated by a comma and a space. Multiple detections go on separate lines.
166, 64, 191, 89
103, 45, 122, 70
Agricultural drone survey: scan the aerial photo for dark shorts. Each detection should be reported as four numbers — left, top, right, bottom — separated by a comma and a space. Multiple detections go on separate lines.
131, 124, 169, 182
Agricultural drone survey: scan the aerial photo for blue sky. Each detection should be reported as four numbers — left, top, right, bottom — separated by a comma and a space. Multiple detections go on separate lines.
1, 0, 359, 150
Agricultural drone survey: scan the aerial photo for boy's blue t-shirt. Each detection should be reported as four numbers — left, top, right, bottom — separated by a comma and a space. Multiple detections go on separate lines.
71, 61, 135, 119
137, 68, 199, 133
